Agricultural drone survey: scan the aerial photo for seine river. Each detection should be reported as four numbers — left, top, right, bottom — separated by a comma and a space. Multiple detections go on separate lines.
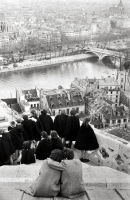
0, 58, 116, 98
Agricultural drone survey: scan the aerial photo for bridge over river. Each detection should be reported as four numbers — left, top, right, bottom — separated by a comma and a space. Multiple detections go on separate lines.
83, 46, 125, 61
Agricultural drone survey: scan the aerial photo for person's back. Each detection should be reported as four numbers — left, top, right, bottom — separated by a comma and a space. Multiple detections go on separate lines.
75, 117, 99, 151
36, 138, 52, 160
65, 110, 80, 147
37, 110, 53, 134
21, 141, 36, 164
9, 124, 24, 150
25, 149, 65, 197
60, 159, 85, 198
22, 115, 36, 140
48, 148, 85, 198
50, 130, 63, 151
54, 112, 68, 138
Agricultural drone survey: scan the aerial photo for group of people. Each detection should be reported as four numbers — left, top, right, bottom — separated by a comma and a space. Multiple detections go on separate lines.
22, 148, 86, 198
0, 108, 100, 198
0, 108, 99, 165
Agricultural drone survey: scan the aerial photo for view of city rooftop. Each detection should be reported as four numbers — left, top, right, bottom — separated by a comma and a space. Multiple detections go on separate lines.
0, 0, 130, 200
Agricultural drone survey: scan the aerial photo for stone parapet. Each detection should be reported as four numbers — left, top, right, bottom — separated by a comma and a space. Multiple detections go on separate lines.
82, 126, 130, 174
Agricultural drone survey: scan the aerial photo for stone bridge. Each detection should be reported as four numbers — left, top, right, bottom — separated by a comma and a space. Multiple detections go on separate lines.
83, 47, 125, 61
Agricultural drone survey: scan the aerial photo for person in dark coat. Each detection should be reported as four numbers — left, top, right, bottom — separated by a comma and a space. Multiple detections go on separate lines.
36, 131, 52, 160
21, 141, 36, 164
74, 117, 99, 161
0, 130, 15, 166
50, 130, 63, 151
65, 109, 80, 148
54, 110, 68, 140
9, 119, 24, 151
37, 109, 53, 135
30, 109, 38, 120
8, 121, 16, 131
22, 114, 40, 141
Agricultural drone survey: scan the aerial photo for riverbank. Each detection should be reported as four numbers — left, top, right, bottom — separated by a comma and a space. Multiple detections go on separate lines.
0, 54, 91, 74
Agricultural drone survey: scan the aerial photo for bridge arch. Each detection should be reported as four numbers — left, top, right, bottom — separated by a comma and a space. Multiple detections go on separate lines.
84, 50, 100, 58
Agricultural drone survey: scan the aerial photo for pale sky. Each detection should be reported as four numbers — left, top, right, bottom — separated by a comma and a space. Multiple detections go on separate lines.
0, 0, 129, 8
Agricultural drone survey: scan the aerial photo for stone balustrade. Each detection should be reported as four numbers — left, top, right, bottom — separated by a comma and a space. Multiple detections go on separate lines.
74, 125, 130, 174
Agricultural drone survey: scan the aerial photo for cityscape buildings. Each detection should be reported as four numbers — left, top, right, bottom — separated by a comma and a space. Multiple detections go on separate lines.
0, 0, 130, 136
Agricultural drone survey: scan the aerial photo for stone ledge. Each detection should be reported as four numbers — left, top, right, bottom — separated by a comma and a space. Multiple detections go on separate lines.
1, 162, 130, 189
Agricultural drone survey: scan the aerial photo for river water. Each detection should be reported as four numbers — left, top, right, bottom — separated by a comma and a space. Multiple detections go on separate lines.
0, 57, 116, 98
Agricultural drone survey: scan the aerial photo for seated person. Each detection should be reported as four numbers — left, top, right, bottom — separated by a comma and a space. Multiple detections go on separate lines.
50, 130, 63, 151
23, 149, 66, 197
35, 131, 52, 160
49, 148, 86, 198
21, 141, 36, 164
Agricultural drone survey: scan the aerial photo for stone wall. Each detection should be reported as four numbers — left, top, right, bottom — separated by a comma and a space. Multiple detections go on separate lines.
89, 127, 130, 174
74, 126, 130, 174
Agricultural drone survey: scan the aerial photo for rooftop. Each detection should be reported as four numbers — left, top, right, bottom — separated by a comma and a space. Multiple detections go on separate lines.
46, 89, 84, 109
22, 89, 39, 101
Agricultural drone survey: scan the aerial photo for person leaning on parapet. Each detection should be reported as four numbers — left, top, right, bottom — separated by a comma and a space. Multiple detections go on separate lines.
74, 116, 99, 162
37, 109, 54, 135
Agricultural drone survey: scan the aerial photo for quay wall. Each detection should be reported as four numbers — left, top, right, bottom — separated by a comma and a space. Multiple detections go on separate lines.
0, 54, 90, 74
75, 126, 130, 174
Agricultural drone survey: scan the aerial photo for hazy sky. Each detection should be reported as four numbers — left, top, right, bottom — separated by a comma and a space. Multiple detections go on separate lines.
1, 0, 128, 3
1, 0, 129, 8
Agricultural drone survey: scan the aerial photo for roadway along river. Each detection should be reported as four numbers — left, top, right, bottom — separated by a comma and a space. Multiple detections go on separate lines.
0, 58, 116, 98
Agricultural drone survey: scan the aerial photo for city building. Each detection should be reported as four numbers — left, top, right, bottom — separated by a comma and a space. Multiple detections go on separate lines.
91, 104, 129, 129
109, 0, 126, 17
71, 77, 98, 97
0, 99, 19, 130
117, 70, 130, 92
98, 76, 120, 107
40, 87, 85, 116
16, 88, 40, 112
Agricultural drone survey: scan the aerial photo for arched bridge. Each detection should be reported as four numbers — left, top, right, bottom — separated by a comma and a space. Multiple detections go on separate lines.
83, 47, 125, 61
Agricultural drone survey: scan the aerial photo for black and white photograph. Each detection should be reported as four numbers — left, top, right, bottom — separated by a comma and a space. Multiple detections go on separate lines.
0, 0, 130, 199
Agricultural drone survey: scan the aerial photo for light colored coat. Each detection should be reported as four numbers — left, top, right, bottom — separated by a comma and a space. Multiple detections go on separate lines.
29, 158, 65, 197
49, 159, 85, 198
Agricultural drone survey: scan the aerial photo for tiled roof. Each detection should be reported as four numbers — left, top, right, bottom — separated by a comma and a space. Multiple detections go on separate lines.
22, 89, 39, 101
100, 105, 128, 120
11, 103, 22, 113
46, 89, 84, 109
103, 97, 113, 105
99, 77, 119, 87
2, 98, 17, 105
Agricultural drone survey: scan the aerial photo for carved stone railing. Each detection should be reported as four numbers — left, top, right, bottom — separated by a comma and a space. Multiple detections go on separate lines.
86, 126, 130, 174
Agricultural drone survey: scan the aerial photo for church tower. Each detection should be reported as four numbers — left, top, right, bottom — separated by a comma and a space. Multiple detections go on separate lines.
109, 0, 125, 17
